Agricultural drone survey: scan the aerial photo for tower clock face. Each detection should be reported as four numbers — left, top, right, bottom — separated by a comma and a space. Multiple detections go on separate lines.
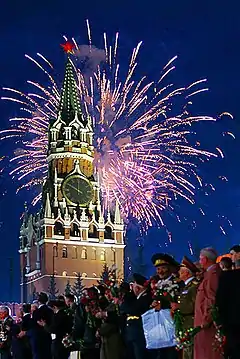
62, 175, 93, 206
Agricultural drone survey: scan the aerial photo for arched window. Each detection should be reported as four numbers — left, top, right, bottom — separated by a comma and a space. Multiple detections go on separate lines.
71, 223, 80, 237
111, 248, 116, 262
104, 226, 113, 240
89, 224, 98, 238
100, 249, 106, 262
92, 247, 96, 260
53, 244, 58, 257
54, 221, 64, 236
81, 248, 87, 259
82, 272, 87, 278
62, 246, 68, 258
72, 246, 77, 259
62, 271, 67, 276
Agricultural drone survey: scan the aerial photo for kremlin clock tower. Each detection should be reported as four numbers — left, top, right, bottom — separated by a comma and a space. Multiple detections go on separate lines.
19, 53, 125, 302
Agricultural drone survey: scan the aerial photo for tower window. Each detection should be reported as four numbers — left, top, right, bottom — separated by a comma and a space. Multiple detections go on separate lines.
92, 248, 96, 260
54, 221, 64, 236
100, 249, 106, 262
72, 246, 77, 259
104, 226, 113, 240
111, 248, 116, 262
71, 223, 80, 237
62, 246, 68, 258
89, 224, 98, 239
81, 248, 87, 260
53, 244, 58, 257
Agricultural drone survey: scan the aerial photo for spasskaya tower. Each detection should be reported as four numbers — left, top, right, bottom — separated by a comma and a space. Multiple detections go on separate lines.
19, 48, 125, 302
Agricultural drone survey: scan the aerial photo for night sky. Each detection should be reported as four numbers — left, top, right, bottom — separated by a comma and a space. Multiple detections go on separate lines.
0, 0, 240, 301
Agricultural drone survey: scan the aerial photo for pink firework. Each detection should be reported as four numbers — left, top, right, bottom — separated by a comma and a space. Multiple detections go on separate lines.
0, 22, 229, 229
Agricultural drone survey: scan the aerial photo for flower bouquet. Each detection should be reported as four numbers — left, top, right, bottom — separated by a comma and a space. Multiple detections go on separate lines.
152, 279, 180, 309
175, 326, 202, 350
62, 334, 85, 350
211, 305, 226, 354
62, 334, 75, 348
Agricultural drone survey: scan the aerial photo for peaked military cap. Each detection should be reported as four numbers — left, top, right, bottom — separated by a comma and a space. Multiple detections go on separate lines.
180, 256, 200, 273
151, 253, 179, 267
132, 273, 147, 286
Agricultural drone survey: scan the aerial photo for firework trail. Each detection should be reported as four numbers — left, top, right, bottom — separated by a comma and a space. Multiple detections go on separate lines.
0, 22, 232, 229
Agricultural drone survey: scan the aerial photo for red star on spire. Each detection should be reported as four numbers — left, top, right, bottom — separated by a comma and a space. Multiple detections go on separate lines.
61, 41, 75, 54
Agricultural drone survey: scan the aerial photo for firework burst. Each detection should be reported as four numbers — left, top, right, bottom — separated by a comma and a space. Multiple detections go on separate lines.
0, 22, 231, 229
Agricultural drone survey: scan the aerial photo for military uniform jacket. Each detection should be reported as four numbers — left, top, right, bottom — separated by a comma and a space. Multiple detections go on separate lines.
178, 278, 199, 330
124, 290, 152, 341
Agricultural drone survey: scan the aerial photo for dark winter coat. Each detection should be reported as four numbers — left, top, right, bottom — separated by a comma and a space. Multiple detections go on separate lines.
99, 303, 124, 359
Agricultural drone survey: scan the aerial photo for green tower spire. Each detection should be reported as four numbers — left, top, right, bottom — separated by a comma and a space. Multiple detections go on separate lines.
58, 57, 85, 126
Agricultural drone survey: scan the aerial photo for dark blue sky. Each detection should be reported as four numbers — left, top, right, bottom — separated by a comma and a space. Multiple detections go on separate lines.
0, 0, 240, 301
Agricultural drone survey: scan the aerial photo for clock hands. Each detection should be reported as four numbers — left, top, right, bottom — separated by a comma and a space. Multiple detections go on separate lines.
63, 176, 93, 206
68, 183, 83, 194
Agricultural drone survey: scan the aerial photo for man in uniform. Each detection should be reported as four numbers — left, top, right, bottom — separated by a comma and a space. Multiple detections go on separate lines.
171, 256, 200, 359
151, 253, 180, 284
124, 273, 152, 359
150, 253, 180, 359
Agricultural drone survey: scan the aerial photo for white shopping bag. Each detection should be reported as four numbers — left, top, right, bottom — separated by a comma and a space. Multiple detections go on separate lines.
142, 309, 176, 349
69, 351, 81, 359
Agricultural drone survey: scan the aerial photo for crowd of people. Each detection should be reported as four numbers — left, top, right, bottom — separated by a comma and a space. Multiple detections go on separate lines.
0, 245, 240, 359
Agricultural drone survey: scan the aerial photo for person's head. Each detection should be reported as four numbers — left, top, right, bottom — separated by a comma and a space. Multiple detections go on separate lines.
50, 299, 65, 313
179, 256, 199, 282
38, 292, 48, 305
105, 289, 113, 301
219, 257, 233, 271
235, 259, 240, 269
119, 282, 130, 295
178, 266, 193, 282
230, 245, 240, 264
31, 300, 38, 313
156, 265, 171, 279
131, 273, 147, 297
22, 303, 31, 314
199, 247, 218, 270
0, 306, 9, 320
65, 294, 75, 307
151, 253, 178, 279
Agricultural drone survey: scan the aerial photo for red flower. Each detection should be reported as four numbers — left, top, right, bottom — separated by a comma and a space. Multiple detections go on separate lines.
163, 292, 168, 297
80, 297, 88, 305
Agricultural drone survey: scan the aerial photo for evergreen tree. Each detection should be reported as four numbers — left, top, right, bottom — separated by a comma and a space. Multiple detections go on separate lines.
72, 273, 84, 303
64, 280, 72, 296
48, 275, 59, 299
100, 263, 110, 283
99, 263, 117, 284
